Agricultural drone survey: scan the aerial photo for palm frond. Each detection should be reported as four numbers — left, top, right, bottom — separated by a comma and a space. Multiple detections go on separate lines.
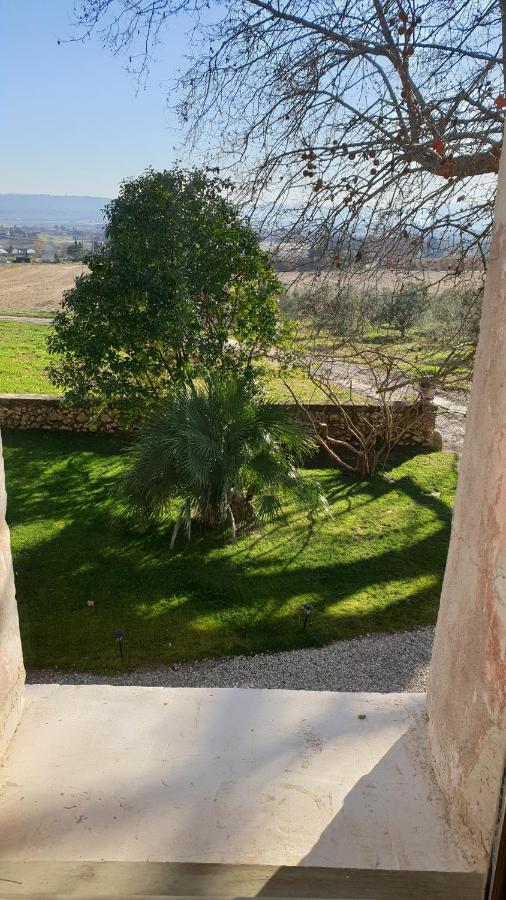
121, 372, 324, 540
255, 493, 284, 523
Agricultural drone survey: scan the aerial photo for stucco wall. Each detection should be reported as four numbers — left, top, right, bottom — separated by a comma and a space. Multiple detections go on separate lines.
427, 138, 506, 865
0, 431, 25, 760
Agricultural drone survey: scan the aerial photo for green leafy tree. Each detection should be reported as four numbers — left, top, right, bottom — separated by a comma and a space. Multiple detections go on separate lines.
422, 286, 482, 344
48, 168, 283, 408
121, 374, 325, 546
375, 282, 428, 338
66, 240, 84, 260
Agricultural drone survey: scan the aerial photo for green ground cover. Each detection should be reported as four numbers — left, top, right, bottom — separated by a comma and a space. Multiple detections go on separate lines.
294, 323, 471, 385
1, 314, 464, 402
259, 359, 343, 403
0, 321, 55, 394
0, 320, 336, 402
3, 429, 457, 672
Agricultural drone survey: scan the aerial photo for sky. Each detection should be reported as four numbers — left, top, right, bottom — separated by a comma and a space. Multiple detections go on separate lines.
0, 0, 192, 197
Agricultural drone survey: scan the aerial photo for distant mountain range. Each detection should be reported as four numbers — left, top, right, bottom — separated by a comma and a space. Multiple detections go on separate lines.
0, 194, 110, 227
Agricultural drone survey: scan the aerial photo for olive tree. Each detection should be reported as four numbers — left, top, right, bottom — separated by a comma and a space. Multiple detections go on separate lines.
376, 282, 428, 336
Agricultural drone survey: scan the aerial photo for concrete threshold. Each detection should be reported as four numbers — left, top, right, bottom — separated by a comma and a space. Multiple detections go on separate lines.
0, 686, 477, 872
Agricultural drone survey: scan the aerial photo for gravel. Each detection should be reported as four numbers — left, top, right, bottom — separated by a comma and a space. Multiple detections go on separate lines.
26, 626, 435, 693
434, 406, 467, 455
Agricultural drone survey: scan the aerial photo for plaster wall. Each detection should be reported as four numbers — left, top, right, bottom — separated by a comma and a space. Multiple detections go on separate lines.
427, 137, 506, 863
0, 432, 25, 760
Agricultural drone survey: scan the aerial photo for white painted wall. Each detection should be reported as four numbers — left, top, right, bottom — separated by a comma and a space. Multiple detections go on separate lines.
0, 432, 25, 760
427, 136, 506, 865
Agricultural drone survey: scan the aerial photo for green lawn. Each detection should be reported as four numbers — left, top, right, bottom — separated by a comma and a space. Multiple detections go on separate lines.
0, 320, 338, 403
3, 429, 457, 672
260, 359, 346, 403
0, 321, 55, 394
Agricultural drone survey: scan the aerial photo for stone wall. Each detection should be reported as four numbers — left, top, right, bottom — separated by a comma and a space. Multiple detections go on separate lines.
299, 400, 437, 446
0, 395, 123, 433
0, 394, 438, 446
0, 432, 25, 761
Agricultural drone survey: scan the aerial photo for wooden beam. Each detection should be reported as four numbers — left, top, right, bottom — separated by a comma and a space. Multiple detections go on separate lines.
0, 861, 486, 899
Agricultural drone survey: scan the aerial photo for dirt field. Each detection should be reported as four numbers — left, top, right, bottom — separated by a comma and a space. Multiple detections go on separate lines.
278, 267, 482, 292
0, 260, 480, 317
0, 263, 86, 315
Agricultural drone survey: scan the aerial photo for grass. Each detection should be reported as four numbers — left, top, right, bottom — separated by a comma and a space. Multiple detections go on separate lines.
0, 316, 465, 403
353, 327, 464, 377
0, 321, 55, 394
260, 359, 348, 403
0, 320, 341, 403
294, 322, 472, 387
2, 429, 458, 672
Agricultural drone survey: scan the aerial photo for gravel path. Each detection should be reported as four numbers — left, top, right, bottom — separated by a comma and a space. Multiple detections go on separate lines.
27, 626, 434, 693
0, 314, 53, 325
321, 359, 468, 454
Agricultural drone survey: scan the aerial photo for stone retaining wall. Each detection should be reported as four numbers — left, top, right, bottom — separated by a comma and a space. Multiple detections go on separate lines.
0, 395, 124, 433
306, 400, 437, 446
0, 394, 438, 446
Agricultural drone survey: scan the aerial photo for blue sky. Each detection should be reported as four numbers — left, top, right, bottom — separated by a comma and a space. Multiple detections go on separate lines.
1, 0, 192, 197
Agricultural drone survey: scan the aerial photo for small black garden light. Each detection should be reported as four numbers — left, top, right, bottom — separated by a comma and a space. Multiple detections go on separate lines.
113, 628, 125, 659
302, 603, 314, 631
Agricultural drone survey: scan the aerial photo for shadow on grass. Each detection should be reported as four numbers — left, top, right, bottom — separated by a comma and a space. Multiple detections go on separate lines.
3, 430, 127, 526
11, 516, 448, 671
3, 429, 454, 672
361, 332, 401, 346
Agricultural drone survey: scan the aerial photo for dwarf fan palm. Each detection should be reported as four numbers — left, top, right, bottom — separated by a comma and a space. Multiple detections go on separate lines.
121, 375, 324, 546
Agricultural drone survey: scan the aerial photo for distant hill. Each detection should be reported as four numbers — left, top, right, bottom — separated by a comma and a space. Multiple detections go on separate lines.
0, 194, 110, 227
